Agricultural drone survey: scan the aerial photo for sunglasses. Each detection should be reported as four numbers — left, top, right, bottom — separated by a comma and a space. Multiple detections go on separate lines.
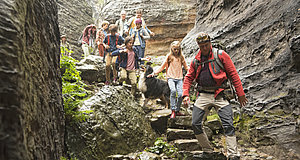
196, 35, 210, 43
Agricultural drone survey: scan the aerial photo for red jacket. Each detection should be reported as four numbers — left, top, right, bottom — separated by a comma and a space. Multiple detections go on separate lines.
183, 47, 245, 98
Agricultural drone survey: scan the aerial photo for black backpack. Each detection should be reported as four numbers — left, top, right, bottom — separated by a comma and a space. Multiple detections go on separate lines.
193, 48, 237, 101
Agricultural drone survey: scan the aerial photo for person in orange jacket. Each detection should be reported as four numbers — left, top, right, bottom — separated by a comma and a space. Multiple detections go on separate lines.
182, 32, 248, 160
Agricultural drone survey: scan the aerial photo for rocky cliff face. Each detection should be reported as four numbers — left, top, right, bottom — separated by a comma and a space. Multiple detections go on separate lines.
57, 0, 93, 59
91, 0, 196, 56
181, 0, 300, 159
0, 0, 64, 160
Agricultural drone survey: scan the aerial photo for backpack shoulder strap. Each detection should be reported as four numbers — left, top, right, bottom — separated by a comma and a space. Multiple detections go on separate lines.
212, 48, 224, 71
193, 58, 200, 72
107, 34, 110, 45
116, 34, 119, 45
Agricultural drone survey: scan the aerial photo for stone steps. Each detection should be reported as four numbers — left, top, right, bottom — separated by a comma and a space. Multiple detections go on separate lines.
168, 116, 193, 129
166, 114, 227, 159
177, 151, 227, 160
173, 139, 201, 151
167, 128, 195, 141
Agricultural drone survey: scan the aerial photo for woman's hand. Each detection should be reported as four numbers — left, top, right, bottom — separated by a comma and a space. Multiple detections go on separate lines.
147, 72, 155, 78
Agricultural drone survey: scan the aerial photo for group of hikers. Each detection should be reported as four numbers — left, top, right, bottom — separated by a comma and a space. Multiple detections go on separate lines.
80, 9, 154, 86
60, 8, 248, 160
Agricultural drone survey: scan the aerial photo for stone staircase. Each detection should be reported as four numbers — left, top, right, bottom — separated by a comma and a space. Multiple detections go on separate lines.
166, 115, 227, 160
107, 104, 276, 159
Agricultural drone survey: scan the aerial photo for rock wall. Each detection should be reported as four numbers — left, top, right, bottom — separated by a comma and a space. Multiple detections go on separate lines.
181, 0, 300, 159
93, 0, 196, 56
57, 0, 93, 59
0, 0, 64, 160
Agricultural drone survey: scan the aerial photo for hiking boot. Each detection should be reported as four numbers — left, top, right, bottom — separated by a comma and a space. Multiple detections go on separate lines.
195, 133, 214, 152
176, 111, 185, 116
105, 81, 110, 85
170, 110, 176, 119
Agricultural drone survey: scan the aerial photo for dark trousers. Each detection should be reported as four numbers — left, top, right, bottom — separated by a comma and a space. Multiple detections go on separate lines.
134, 45, 145, 65
192, 104, 235, 136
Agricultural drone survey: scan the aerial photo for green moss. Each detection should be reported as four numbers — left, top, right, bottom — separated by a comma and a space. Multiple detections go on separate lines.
234, 114, 260, 145
145, 137, 178, 157
206, 113, 220, 121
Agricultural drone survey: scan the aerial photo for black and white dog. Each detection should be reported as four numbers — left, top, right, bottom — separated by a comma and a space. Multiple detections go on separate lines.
138, 63, 170, 108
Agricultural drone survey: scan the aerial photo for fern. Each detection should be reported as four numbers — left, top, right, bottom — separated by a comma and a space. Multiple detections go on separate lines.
60, 55, 92, 122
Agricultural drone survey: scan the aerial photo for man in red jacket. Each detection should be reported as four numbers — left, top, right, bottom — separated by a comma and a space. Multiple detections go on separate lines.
183, 32, 248, 160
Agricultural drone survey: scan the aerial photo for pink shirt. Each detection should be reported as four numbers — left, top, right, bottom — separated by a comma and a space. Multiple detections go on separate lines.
155, 53, 189, 79
126, 50, 135, 70
166, 57, 184, 79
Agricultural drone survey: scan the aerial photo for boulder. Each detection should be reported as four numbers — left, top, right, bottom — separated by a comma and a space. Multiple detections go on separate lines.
66, 85, 156, 159
76, 55, 106, 83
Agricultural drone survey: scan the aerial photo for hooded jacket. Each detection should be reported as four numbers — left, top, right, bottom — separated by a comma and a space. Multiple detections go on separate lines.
183, 47, 245, 98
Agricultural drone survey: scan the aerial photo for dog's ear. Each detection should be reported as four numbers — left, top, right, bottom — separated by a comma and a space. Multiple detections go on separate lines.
145, 65, 153, 75
145, 61, 152, 66
139, 65, 146, 71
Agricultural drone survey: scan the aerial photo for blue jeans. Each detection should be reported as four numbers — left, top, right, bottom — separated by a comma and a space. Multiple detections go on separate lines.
168, 78, 183, 112
134, 45, 145, 65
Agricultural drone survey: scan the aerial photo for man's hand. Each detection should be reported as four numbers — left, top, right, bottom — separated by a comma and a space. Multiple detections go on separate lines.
104, 44, 110, 49
238, 95, 248, 107
150, 32, 155, 36
117, 44, 125, 49
183, 96, 190, 108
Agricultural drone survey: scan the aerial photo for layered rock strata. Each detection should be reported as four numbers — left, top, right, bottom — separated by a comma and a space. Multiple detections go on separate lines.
0, 1, 64, 160
57, 0, 93, 59
95, 0, 196, 56
181, 0, 300, 159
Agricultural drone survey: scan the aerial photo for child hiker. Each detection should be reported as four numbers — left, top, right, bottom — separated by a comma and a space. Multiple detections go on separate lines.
103, 24, 125, 85
112, 37, 150, 96
129, 18, 150, 65
148, 41, 189, 118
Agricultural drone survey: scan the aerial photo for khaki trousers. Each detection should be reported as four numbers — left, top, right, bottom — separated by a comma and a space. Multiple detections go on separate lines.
120, 68, 137, 95
105, 53, 117, 82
